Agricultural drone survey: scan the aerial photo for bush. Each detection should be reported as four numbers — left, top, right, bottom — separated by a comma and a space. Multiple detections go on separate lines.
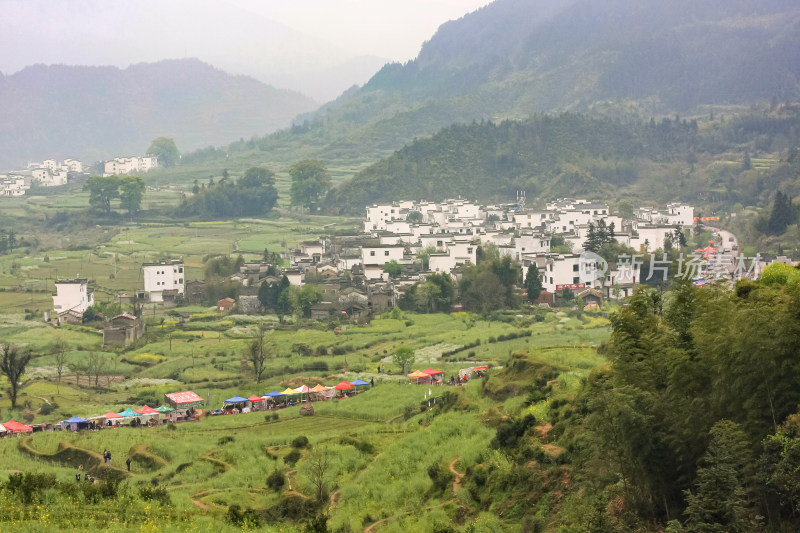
218, 436, 235, 445
226, 504, 261, 528
139, 486, 171, 505
291, 436, 310, 449
284, 449, 302, 466
39, 402, 59, 416
266, 470, 285, 491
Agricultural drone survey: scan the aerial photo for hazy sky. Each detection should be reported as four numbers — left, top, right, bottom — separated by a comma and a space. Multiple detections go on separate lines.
0, 0, 492, 100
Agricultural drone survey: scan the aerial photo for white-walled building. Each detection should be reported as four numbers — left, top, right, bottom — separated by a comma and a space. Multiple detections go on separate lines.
0, 176, 28, 196
142, 260, 184, 302
361, 244, 405, 265
104, 156, 158, 176
53, 279, 94, 314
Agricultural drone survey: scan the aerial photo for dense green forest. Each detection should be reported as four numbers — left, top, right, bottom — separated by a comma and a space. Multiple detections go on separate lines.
325, 110, 800, 212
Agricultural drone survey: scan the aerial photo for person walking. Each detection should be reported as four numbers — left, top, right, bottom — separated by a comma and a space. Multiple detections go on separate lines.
107, 451, 112, 466
126, 457, 131, 472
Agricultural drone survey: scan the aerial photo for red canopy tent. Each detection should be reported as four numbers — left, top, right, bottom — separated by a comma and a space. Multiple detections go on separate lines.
4, 419, 33, 434
104, 411, 123, 419
135, 405, 159, 415
248, 394, 266, 411
474, 366, 489, 371
334, 381, 354, 390
421, 367, 444, 384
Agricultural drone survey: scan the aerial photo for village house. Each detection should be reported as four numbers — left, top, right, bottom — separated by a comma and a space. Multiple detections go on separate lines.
104, 156, 158, 176
142, 260, 185, 302
102, 313, 145, 345
52, 278, 94, 324
217, 297, 235, 312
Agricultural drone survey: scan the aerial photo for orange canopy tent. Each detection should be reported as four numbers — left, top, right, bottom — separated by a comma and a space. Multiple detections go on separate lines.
311, 384, 330, 392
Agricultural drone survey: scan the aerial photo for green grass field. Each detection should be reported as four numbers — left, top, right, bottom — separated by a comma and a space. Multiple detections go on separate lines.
0, 202, 613, 531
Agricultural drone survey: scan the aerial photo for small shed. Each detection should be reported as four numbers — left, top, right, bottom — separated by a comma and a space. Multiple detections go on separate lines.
217, 297, 235, 312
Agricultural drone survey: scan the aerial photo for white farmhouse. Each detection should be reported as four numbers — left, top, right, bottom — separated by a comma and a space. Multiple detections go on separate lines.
53, 279, 94, 323
142, 260, 184, 302
0, 176, 28, 196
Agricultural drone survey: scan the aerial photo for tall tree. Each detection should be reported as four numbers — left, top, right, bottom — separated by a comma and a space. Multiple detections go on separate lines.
0, 344, 31, 409
85, 176, 120, 213
119, 176, 146, 213
525, 265, 543, 303
246, 326, 272, 384
676, 420, 759, 532
50, 339, 68, 394
767, 191, 793, 236
289, 160, 330, 208
146, 137, 179, 167
392, 346, 415, 375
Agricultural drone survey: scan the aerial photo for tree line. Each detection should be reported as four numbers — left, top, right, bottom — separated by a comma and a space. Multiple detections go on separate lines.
572, 266, 800, 530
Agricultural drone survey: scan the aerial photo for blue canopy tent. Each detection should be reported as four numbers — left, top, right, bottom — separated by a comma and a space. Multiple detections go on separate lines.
350, 379, 370, 392
61, 415, 89, 432
263, 390, 284, 398
223, 395, 249, 412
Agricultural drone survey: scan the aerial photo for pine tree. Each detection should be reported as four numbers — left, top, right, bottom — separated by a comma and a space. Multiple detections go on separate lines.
525, 265, 542, 303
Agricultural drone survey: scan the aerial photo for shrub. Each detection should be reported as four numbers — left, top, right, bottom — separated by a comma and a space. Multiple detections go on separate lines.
139, 486, 171, 505
226, 504, 261, 528
284, 449, 301, 466
39, 402, 59, 416
218, 436, 235, 445
291, 435, 310, 449
266, 470, 285, 491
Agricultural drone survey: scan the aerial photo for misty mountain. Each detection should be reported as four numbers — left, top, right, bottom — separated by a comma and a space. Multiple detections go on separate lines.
0, 59, 318, 170
288, 0, 800, 163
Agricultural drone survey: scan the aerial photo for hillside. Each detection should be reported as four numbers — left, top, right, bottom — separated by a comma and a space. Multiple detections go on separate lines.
170, 0, 800, 186
324, 110, 800, 213
0, 59, 318, 170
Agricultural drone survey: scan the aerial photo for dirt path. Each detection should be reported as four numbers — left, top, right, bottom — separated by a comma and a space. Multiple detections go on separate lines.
328, 489, 340, 514
449, 458, 464, 493
363, 458, 464, 533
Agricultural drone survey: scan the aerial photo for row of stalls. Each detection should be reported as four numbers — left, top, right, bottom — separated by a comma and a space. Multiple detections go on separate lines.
217, 380, 373, 414
407, 367, 444, 385
58, 391, 207, 432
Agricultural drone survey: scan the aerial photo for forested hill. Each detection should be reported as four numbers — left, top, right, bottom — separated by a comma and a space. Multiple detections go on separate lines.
323, 111, 800, 213
305, 0, 800, 135
0, 59, 318, 170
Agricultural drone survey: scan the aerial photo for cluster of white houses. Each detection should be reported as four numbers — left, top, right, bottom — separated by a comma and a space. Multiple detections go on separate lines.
47, 198, 696, 339
1, 154, 158, 197
51, 260, 184, 345
286, 198, 695, 308
1, 158, 85, 196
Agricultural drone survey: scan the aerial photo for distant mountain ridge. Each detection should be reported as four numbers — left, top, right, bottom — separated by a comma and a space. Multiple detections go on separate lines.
288, 0, 800, 168
0, 59, 318, 170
